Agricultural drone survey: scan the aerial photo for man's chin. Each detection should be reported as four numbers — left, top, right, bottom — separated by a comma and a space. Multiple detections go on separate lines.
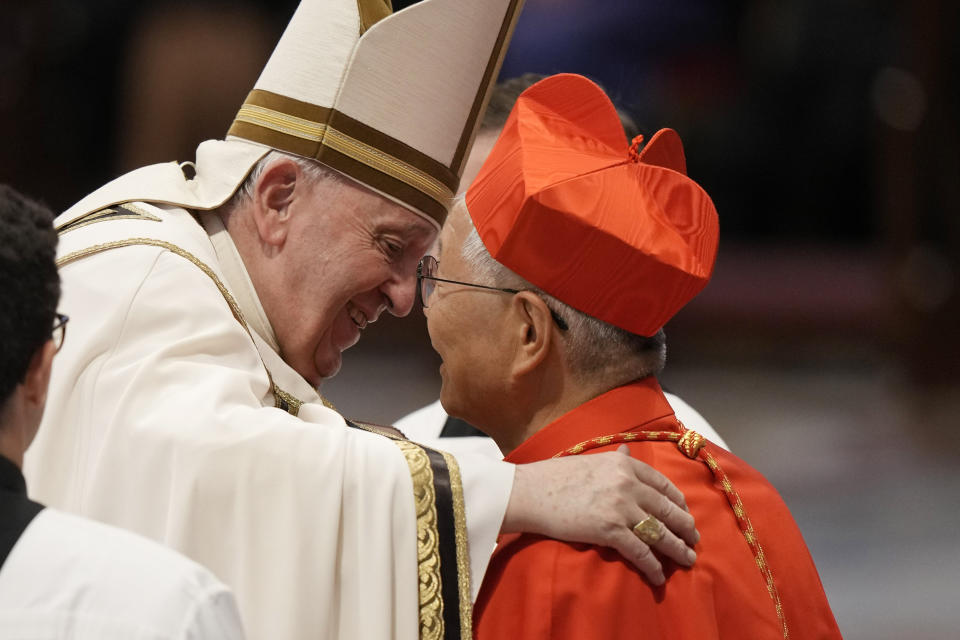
292, 347, 342, 387
438, 384, 463, 421
313, 355, 342, 384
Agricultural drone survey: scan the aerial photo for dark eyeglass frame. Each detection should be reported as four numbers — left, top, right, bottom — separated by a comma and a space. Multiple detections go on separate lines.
417, 255, 568, 331
52, 313, 69, 352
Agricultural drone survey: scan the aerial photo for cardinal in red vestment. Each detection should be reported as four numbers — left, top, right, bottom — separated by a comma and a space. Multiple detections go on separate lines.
420, 73, 842, 639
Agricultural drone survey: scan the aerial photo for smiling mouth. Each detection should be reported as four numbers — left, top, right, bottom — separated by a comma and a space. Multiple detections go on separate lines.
347, 303, 368, 330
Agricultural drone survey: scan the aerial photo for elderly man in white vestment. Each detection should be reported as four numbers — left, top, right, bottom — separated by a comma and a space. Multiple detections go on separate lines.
24, 1, 699, 639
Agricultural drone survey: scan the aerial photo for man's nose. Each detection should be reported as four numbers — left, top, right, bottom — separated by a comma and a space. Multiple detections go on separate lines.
382, 271, 418, 318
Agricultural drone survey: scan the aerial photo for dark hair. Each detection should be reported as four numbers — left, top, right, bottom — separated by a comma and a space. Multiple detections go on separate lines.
482, 73, 640, 139
482, 73, 548, 131
0, 185, 60, 403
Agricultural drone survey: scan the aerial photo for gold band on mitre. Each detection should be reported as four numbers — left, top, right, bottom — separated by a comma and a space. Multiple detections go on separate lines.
228, 89, 458, 225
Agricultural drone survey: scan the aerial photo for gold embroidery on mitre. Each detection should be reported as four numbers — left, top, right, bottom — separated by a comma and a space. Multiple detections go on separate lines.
323, 127, 452, 202
235, 104, 326, 141
231, 100, 453, 205
393, 440, 444, 640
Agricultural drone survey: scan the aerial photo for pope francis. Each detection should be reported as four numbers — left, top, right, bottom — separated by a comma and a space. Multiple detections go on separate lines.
23, 1, 699, 639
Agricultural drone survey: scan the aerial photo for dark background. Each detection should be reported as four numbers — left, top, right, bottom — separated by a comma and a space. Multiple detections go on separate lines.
3, 1, 958, 636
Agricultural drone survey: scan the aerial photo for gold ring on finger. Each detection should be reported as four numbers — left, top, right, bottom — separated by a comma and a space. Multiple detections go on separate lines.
632, 515, 664, 545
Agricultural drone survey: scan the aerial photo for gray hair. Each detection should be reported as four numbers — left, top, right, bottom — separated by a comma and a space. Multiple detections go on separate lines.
456, 197, 666, 385
222, 150, 344, 213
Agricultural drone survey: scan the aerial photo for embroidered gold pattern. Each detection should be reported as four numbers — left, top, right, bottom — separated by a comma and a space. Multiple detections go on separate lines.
273, 387, 303, 417
393, 439, 444, 640
233, 104, 452, 204
552, 423, 790, 639
440, 451, 473, 640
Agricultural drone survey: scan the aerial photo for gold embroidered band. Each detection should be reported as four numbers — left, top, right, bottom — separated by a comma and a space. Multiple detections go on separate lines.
228, 89, 459, 225
387, 437, 473, 640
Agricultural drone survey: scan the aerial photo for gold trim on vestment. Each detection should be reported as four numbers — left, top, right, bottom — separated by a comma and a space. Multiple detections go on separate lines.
440, 451, 473, 640
273, 387, 303, 417
56, 204, 162, 235
56, 236, 313, 416
394, 440, 445, 640
58, 238, 245, 324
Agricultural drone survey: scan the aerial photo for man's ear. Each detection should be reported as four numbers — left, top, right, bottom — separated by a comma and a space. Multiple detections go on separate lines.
22, 340, 56, 410
251, 158, 300, 248
510, 291, 555, 378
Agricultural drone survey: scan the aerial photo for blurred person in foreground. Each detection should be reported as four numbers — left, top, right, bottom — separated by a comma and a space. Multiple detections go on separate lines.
23, 1, 700, 638
397, 73, 729, 455
0, 184, 244, 639
420, 74, 841, 639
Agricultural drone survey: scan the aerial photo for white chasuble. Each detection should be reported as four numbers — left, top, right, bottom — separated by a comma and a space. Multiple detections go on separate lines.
24, 200, 511, 640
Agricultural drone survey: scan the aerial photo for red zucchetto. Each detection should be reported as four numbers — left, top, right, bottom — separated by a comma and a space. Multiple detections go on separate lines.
465, 73, 719, 337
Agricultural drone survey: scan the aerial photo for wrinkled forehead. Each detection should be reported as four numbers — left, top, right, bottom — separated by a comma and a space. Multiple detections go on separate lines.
338, 175, 439, 243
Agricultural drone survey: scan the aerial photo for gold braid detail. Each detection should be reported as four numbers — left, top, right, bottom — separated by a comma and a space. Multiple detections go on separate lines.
440, 451, 472, 640
393, 440, 444, 640
702, 448, 788, 638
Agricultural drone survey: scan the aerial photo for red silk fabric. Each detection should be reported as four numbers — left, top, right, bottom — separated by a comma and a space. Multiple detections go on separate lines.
474, 378, 842, 640
466, 74, 719, 336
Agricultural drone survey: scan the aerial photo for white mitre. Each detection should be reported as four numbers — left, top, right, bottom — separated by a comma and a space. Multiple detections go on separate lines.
58, 0, 525, 230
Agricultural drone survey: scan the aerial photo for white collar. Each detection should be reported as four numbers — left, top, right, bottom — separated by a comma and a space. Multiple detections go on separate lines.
200, 212, 281, 354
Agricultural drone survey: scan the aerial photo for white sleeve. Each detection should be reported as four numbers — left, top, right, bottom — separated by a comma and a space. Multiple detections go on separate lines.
393, 399, 447, 440
181, 587, 247, 640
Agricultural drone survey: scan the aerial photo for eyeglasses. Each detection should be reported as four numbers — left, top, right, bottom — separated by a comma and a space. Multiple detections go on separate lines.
417, 255, 568, 330
52, 313, 69, 352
